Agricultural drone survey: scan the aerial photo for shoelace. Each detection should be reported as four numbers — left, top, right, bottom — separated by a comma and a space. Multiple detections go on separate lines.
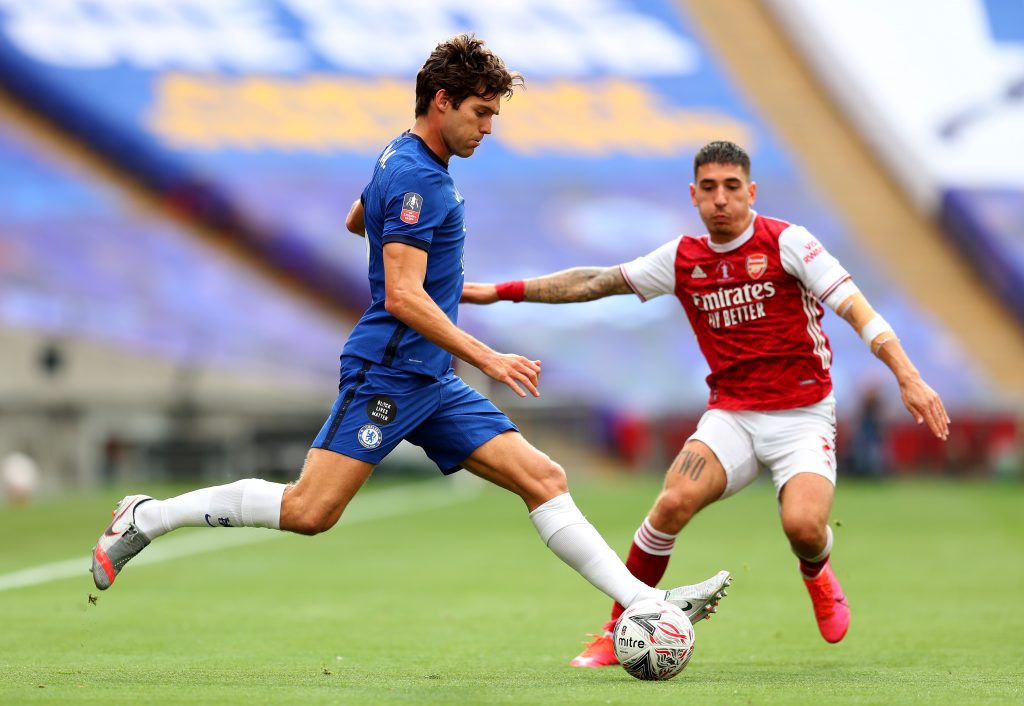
806, 576, 836, 620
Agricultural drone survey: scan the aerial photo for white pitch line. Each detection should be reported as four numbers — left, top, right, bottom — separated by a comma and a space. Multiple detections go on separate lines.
0, 477, 483, 593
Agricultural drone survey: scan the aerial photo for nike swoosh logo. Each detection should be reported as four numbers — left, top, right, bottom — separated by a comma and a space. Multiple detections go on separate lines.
104, 498, 140, 536
204, 514, 215, 527
677, 600, 694, 611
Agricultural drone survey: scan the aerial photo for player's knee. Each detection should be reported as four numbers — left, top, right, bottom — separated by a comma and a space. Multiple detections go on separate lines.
290, 509, 338, 536
283, 494, 341, 536
652, 489, 700, 532
781, 514, 826, 550
525, 456, 568, 505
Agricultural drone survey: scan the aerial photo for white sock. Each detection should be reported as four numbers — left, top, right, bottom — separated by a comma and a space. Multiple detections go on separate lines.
529, 492, 662, 608
134, 479, 285, 539
633, 516, 678, 556
797, 525, 834, 563
797, 525, 834, 578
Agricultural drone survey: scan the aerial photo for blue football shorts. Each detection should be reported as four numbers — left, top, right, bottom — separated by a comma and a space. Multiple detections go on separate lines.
312, 356, 519, 473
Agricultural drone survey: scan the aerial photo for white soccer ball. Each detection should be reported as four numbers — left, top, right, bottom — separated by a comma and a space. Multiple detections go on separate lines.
613, 598, 695, 680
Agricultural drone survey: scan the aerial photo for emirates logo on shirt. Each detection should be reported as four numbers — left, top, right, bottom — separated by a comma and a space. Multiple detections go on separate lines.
690, 281, 777, 329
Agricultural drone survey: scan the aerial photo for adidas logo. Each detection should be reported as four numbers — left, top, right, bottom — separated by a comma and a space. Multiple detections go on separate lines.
692, 265, 707, 279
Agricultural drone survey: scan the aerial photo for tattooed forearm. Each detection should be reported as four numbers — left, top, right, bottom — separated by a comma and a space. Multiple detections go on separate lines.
523, 267, 631, 303
672, 451, 706, 481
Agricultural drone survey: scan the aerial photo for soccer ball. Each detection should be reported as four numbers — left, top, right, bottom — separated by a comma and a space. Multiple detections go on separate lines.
613, 598, 695, 680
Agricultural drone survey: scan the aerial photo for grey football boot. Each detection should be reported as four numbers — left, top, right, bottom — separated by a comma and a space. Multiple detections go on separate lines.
91, 494, 153, 590
665, 570, 732, 623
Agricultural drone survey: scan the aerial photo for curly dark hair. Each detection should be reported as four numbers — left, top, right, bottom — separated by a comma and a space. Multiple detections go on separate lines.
693, 141, 751, 179
414, 34, 524, 117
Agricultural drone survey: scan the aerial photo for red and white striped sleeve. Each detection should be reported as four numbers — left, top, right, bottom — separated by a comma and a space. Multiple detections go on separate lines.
778, 225, 856, 310
618, 236, 682, 302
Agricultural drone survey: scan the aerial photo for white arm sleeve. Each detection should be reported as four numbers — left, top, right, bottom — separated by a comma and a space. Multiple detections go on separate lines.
823, 278, 860, 313
779, 225, 853, 307
618, 236, 682, 302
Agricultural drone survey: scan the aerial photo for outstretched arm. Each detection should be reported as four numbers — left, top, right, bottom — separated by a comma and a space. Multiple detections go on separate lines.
461, 266, 632, 305
384, 242, 541, 398
835, 290, 950, 440
778, 225, 949, 439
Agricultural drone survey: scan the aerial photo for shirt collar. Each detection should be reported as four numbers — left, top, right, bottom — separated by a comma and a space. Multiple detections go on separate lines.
406, 131, 449, 170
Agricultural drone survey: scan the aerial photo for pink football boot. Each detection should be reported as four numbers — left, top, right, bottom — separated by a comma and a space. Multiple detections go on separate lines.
803, 560, 850, 643
569, 620, 618, 668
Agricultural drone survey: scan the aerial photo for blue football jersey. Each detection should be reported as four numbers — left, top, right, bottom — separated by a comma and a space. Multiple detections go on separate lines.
342, 132, 466, 378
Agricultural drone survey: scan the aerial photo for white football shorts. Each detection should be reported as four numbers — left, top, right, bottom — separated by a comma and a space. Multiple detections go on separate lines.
688, 393, 837, 499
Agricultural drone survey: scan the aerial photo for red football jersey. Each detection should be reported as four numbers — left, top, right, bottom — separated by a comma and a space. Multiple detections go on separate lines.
620, 213, 851, 411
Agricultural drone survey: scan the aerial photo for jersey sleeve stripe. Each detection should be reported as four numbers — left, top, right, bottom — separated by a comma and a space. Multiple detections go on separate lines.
618, 264, 647, 302
819, 274, 852, 301
382, 234, 430, 251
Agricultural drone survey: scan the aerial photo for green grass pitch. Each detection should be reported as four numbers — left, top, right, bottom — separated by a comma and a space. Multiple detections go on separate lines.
1, 473, 1021, 705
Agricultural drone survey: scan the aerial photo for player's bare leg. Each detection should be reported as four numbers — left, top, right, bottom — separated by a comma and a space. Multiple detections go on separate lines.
279, 449, 375, 535
780, 472, 849, 643
461, 431, 569, 512
642, 440, 731, 622
91, 449, 374, 589
572, 440, 731, 668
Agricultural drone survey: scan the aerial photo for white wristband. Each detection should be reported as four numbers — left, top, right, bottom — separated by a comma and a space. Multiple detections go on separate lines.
860, 315, 893, 347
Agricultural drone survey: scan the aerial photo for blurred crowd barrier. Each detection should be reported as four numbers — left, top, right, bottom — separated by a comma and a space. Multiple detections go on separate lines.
595, 407, 1023, 480
1, 394, 1021, 508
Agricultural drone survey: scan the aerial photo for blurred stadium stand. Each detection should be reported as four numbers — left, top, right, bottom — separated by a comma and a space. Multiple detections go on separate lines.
0, 101, 347, 492
756, 0, 1024, 368
0, 112, 345, 379
0, 0, 1020, 494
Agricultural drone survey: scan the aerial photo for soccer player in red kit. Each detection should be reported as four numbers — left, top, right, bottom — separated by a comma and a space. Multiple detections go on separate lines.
461, 141, 949, 664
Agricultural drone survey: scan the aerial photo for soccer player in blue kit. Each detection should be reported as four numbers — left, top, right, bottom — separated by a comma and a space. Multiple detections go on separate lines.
90, 35, 731, 630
